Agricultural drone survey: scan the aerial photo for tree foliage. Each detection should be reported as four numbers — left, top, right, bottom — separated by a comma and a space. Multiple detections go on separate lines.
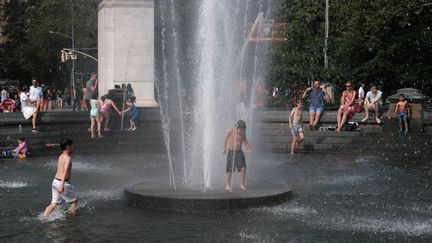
270, 0, 432, 97
0, 0, 98, 85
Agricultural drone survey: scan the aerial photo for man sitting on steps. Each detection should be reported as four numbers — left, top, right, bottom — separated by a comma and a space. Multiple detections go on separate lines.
362, 83, 383, 124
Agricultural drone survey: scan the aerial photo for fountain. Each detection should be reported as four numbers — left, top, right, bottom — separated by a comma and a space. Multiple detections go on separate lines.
123, 0, 293, 211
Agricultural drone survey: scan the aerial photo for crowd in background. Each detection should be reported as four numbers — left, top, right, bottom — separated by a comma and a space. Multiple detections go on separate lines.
1, 84, 73, 113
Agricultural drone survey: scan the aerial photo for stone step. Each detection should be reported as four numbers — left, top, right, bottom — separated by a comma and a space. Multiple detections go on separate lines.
1, 138, 166, 157
0, 123, 163, 136
0, 133, 165, 147
259, 142, 429, 158
261, 135, 353, 144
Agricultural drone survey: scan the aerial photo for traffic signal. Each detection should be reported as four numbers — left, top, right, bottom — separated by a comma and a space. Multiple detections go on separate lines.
61, 50, 66, 62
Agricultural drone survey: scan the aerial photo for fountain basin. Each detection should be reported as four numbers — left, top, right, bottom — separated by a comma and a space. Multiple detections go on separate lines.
124, 183, 294, 212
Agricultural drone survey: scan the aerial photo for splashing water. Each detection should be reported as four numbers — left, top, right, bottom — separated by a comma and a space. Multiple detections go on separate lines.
0, 181, 29, 188
156, 0, 271, 190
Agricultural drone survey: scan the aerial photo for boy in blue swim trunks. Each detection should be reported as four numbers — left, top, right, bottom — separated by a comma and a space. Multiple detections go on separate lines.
393, 94, 410, 134
122, 97, 138, 131
289, 99, 305, 155
221, 120, 253, 191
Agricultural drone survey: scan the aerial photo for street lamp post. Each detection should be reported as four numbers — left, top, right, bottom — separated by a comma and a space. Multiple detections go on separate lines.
324, 0, 329, 69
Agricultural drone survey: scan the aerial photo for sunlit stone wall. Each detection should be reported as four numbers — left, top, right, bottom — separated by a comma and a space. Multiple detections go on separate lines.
98, 0, 157, 107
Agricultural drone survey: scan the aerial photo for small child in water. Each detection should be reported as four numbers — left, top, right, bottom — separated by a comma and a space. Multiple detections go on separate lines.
289, 99, 304, 155
2, 137, 27, 158
393, 94, 411, 134
221, 120, 253, 191
12, 137, 28, 158
122, 97, 138, 131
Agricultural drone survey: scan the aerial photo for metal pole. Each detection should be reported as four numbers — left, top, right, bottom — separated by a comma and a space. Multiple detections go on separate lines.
120, 89, 126, 131
324, 0, 329, 69
71, 0, 75, 99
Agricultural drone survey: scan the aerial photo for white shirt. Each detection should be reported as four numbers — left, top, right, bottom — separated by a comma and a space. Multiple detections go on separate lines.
358, 87, 365, 99
29, 85, 42, 101
1, 89, 8, 102
20, 92, 33, 109
366, 90, 383, 105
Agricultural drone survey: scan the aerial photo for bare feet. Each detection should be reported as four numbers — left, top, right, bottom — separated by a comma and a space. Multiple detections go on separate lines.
361, 117, 368, 123
225, 185, 231, 191
240, 185, 247, 191
98, 134, 103, 138
131, 127, 137, 131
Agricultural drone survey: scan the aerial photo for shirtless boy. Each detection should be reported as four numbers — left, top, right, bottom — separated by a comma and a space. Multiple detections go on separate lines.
44, 138, 78, 217
221, 120, 253, 191
393, 94, 411, 134
289, 99, 304, 155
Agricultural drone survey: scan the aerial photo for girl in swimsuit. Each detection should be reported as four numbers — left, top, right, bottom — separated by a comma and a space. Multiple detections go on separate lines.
100, 94, 121, 131
89, 93, 102, 138
336, 81, 357, 132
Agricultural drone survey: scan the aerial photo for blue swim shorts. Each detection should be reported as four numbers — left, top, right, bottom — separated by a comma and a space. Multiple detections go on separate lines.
291, 124, 304, 136
399, 112, 408, 123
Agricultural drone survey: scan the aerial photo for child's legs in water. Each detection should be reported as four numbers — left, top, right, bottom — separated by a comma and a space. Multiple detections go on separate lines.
291, 136, 298, 154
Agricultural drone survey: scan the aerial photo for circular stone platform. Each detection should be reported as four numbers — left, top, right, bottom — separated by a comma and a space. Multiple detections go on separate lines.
124, 183, 294, 212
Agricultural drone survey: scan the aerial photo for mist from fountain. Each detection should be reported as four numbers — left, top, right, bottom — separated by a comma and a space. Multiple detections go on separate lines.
155, 0, 271, 190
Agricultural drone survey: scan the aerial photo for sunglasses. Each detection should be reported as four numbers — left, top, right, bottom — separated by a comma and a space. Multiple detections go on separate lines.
346, 85, 352, 87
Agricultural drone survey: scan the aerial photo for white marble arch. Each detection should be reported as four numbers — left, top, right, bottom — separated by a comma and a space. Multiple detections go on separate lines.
98, 0, 157, 107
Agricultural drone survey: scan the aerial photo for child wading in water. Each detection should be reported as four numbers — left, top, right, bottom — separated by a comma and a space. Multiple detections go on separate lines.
221, 120, 252, 191
393, 94, 411, 134
122, 97, 138, 131
2, 137, 28, 158
44, 138, 77, 217
13, 137, 28, 158
89, 93, 102, 138
289, 99, 304, 155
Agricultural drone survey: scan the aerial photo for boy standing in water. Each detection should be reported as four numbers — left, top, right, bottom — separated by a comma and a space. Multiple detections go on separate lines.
289, 99, 304, 155
221, 120, 253, 191
44, 138, 78, 217
393, 94, 411, 134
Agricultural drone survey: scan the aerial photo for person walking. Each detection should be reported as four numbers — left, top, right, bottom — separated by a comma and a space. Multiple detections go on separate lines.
43, 138, 78, 217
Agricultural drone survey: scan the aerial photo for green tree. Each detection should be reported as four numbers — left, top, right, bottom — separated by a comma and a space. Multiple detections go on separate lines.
270, 0, 432, 99
0, 0, 98, 86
